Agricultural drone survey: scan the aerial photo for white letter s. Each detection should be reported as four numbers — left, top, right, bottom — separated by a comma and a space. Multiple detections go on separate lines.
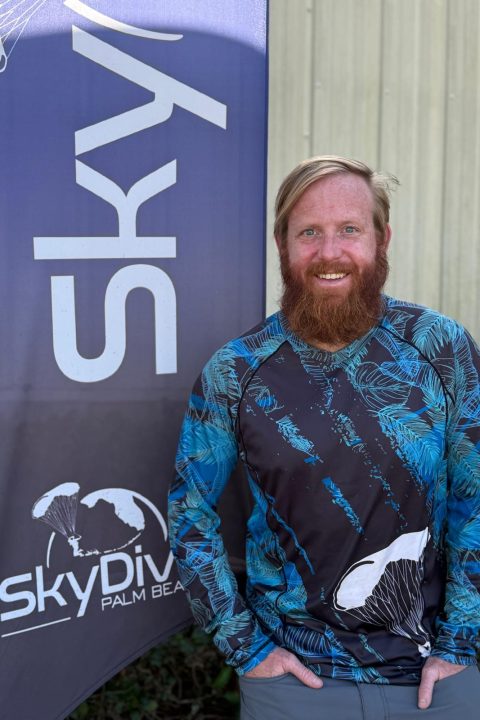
51, 264, 176, 382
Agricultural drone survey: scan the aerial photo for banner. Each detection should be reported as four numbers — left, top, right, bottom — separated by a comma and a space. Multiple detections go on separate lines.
0, 2, 268, 717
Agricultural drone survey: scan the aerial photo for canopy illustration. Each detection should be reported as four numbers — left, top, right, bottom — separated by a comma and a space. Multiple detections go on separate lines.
334, 528, 431, 656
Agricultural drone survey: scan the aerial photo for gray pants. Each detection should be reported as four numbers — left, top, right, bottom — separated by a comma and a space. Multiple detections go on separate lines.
239, 665, 480, 720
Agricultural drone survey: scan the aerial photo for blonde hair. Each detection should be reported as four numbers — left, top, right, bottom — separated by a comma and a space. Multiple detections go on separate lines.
274, 155, 398, 244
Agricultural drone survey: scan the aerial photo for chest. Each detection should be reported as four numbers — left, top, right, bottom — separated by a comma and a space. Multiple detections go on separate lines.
236, 347, 447, 549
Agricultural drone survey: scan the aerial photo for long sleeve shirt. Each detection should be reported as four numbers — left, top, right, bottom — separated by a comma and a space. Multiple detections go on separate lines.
168, 296, 480, 684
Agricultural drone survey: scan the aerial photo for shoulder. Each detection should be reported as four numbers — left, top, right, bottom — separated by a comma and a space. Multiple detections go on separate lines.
206, 312, 286, 371
198, 313, 286, 399
382, 296, 473, 357
381, 297, 480, 402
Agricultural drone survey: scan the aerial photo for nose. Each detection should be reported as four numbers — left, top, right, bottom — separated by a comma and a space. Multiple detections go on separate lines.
314, 231, 342, 261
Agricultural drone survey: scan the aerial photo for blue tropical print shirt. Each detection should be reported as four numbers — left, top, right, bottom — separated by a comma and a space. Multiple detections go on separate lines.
168, 297, 480, 684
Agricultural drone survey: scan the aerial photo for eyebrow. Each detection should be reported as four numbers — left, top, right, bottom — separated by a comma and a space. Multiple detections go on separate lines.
293, 218, 365, 228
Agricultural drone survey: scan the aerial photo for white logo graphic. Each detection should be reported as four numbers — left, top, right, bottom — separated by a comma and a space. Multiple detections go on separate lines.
334, 528, 432, 657
0, 0, 48, 73
0, 482, 183, 639
32, 482, 167, 566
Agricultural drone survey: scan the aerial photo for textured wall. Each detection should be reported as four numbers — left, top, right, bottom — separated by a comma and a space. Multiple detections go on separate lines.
267, 0, 480, 341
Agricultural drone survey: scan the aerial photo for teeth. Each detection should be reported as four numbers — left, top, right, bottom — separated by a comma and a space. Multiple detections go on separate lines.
316, 273, 347, 280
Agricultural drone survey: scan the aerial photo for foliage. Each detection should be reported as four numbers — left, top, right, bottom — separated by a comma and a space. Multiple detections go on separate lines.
67, 626, 239, 720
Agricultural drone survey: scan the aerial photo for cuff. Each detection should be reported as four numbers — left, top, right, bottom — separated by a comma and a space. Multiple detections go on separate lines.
233, 639, 278, 676
432, 621, 479, 664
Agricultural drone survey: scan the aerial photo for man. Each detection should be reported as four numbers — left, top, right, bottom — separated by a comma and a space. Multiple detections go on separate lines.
168, 156, 480, 718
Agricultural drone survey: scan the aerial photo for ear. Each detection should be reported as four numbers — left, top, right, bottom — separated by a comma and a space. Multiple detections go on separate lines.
382, 224, 392, 250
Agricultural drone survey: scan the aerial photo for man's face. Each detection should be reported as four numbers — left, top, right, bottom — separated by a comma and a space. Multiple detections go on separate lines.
278, 172, 391, 347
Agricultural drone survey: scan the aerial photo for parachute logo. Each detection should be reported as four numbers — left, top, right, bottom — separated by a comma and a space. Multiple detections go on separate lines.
0, 0, 48, 73
333, 528, 432, 657
32, 482, 167, 567
32, 482, 81, 553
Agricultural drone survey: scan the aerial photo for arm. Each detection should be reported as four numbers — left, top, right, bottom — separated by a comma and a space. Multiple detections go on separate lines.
418, 329, 480, 708
432, 329, 480, 665
168, 351, 277, 674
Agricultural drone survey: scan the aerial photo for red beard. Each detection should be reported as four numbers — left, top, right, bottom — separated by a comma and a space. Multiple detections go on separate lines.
279, 245, 389, 347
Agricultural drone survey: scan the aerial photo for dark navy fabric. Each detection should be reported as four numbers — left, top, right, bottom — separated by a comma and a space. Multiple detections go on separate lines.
169, 296, 480, 683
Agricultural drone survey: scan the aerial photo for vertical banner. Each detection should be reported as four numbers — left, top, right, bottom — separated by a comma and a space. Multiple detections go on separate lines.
0, 1, 268, 717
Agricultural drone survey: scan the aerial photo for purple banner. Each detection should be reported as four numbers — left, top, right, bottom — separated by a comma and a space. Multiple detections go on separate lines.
0, 1, 267, 717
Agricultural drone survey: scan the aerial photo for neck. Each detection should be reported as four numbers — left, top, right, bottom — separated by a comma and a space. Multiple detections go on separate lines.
306, 339, 348, 353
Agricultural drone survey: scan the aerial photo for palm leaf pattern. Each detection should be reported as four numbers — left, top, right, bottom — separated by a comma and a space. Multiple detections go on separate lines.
376, 405, 446, 512
354, 361, 410, 410
168, 297, 480, 679
412, 310, 463, 356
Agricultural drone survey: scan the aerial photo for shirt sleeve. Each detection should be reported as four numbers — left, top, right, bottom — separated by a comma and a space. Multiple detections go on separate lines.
432, 329, 480, 664
167, 350, 277, 674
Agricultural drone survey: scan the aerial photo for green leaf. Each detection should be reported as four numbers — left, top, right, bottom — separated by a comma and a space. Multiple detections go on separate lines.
212, 665, 232, 689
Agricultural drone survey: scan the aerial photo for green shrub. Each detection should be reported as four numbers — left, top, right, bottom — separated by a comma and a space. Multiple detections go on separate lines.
68, 626, 239, 720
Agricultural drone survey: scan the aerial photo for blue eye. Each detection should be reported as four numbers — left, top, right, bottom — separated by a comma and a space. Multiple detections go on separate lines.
344, 226, 357, 234
303, 228, 316, 236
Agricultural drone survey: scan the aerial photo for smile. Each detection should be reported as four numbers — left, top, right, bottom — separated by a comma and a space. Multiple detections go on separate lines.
314, 273, 348, 280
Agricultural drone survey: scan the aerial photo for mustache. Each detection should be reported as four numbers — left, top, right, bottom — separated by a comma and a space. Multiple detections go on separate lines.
305, 262, 357, 277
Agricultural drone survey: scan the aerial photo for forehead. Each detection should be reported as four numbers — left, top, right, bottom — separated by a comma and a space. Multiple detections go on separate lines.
289, 173, 374, 225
